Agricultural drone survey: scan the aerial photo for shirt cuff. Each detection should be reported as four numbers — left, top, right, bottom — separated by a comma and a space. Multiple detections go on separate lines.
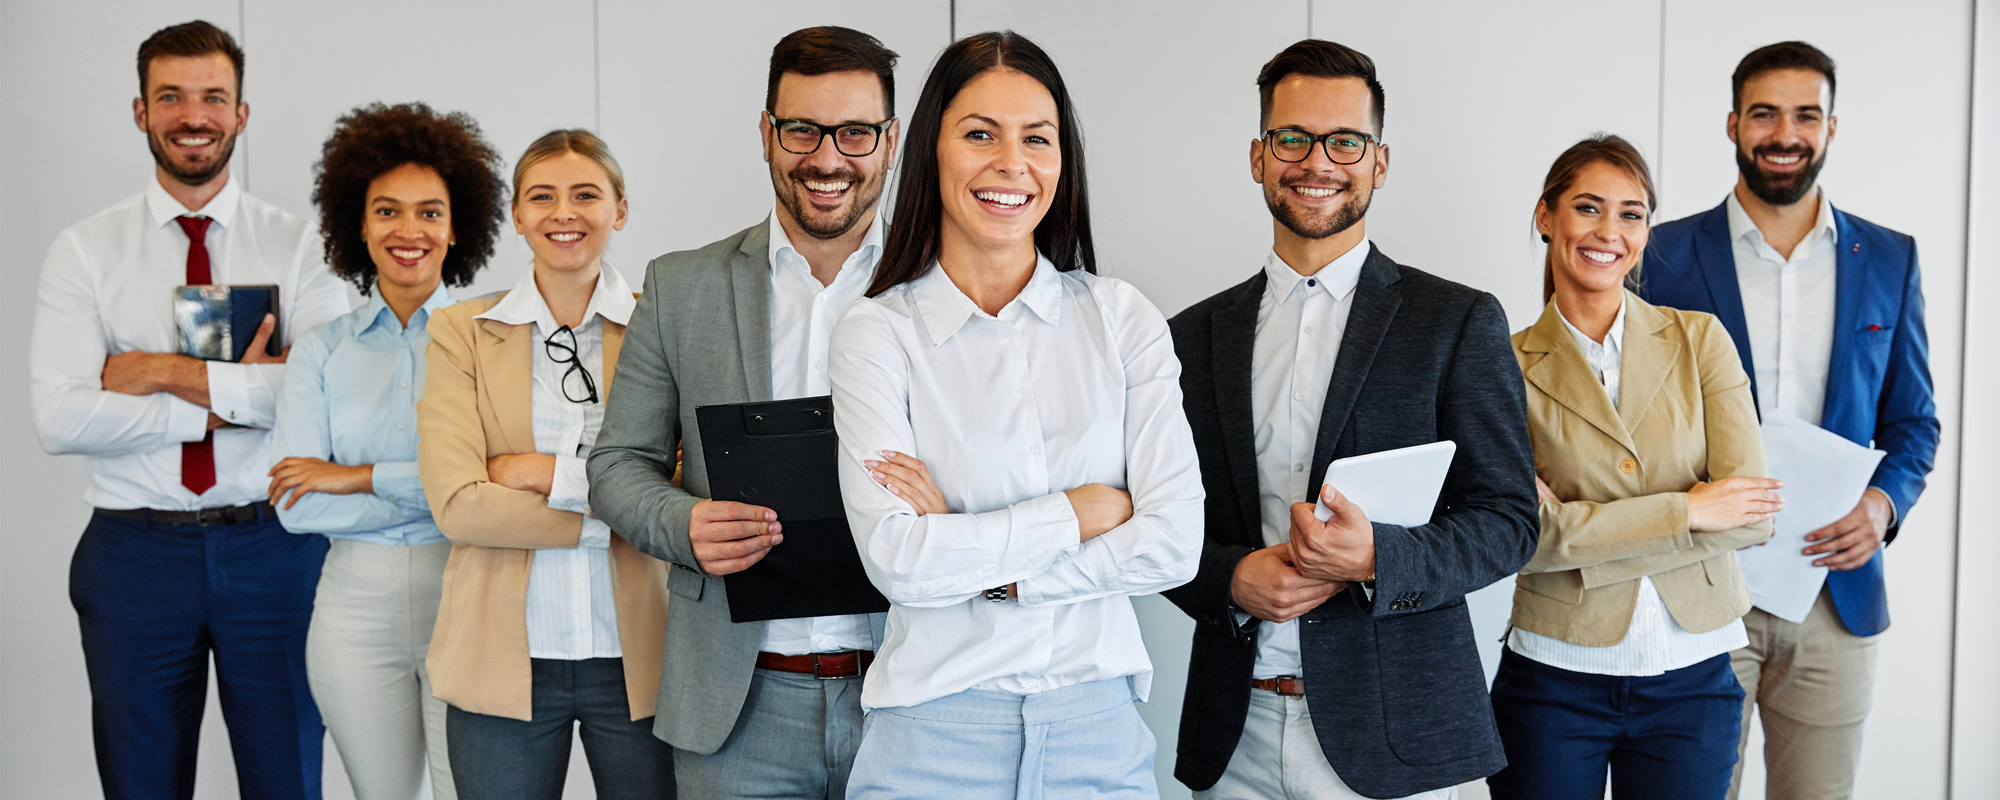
548, 455, 591, 514
1001, 491, 1083, 576
371, 462, 424, 508
578, 517, 612, 548
166, 396, 210, 443
204, 361, 254, 427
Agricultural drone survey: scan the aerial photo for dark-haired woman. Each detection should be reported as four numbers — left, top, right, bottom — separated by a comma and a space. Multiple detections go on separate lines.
269, 102, 507, 800
417, 130, 673, 800
828, 32, 1202, 799
1487, 135, 1779, 800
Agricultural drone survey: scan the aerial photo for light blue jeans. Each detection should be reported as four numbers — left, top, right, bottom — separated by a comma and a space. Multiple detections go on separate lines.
847, 677, 1158, 800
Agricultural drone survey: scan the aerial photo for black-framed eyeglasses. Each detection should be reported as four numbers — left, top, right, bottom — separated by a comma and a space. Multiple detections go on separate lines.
767, 113, 895, 157
543, 325, 599, 404
1262, 128, 1382, 165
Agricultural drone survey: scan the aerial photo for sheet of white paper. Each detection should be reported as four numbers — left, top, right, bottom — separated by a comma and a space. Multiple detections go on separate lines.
1313, 441, 1457, 527
1736, 415, 1885, 623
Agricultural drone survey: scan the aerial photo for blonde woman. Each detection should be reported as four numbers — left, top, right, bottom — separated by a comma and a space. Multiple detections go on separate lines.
417, 130, 673, 800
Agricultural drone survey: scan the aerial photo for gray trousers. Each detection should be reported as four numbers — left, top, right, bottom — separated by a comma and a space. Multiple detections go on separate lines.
673, 667, 866, 799
307, 538, 454, 800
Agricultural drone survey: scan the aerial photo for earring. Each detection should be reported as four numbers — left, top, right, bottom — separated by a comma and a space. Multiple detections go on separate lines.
1540, 234, 1550, 244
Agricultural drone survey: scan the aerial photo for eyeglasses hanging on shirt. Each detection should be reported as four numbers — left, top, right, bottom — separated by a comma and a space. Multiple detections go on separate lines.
543, 325, 599, 404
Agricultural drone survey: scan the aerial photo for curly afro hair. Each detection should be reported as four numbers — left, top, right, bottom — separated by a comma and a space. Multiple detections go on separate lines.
312, 102, 506, 295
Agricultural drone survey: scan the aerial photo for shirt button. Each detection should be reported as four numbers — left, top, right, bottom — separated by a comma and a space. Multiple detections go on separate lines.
1030, 444, 1042, 455
1293, 391, 1303, 401
1018, 386, 1030, 396
1294, 463, 1305, 473
399, 381, 408, 388
1303, 326, 1314, 335
397, 424, 406, 430
1005, 333, 1015, 341
816, 295, 826, 303
1619, 458, 1637, 474
814, 359, 825, 369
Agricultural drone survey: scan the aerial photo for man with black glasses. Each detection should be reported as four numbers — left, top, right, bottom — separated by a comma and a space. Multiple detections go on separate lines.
1162, 39, 1538, 799
588, 26, 899, 799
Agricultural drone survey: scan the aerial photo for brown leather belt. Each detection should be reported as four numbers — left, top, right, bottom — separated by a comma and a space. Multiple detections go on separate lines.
95, 502, 273, 527
1251, 676, 1306, 696
756, 650, 874, 679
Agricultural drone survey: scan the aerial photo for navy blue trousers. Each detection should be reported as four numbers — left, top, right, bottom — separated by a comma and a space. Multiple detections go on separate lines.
1487, 647, 1743, 800
71, 509, 328, 800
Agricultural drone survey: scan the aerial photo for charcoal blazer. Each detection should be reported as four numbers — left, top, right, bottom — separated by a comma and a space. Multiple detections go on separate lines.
1162, 246, 1539, 797
1642, 201, 1938, 637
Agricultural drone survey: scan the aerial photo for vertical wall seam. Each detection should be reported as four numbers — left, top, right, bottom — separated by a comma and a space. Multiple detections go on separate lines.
238, 0, 248, 189
593, 0, 602, 131
1306, 0, 1313, 37
1945, 1, 1980, 795
1655, 0, 1667, 203
950, 0, 956, 40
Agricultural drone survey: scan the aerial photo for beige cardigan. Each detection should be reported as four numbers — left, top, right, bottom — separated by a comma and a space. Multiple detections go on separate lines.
1508, 292, 1771, 647
418, 293, 669, 721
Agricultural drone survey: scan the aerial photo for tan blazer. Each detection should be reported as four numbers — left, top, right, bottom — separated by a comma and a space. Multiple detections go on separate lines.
418, 292, 669, 721
1509, 292, 1771, 647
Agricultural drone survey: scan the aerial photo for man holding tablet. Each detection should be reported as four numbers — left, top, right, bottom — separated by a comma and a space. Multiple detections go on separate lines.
1161, 39, 1538, 799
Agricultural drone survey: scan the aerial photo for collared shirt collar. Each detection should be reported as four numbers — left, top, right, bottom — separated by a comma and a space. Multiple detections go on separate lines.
476, 263, 635, 331
360, 282, 458, 336
767, 207, 886, 275
1724, 187, 1837, 253
145, 172, 242, 230
911, 252, 1063, 347
1555, 293, 1628, 354
1262, 239, 1372, 304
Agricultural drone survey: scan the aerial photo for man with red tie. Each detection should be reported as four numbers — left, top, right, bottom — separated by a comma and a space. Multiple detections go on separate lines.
29, 20, 349, 800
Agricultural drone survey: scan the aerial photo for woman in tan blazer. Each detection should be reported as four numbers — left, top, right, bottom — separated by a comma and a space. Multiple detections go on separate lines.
1485, 136, 1781, 800
417, 130, 672, 800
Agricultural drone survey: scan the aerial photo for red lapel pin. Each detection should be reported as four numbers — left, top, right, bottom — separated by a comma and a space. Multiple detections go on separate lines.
1868, 324, 1884, 331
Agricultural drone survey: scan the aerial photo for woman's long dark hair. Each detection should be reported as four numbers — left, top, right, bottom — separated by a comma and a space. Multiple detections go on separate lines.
867, 31, 1095, 297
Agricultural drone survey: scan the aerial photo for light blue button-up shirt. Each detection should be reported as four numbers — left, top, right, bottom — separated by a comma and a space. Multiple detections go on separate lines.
270, 284, 455, 545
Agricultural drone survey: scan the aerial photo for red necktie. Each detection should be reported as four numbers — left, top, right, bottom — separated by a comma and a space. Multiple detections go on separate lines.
175, 215, 216, 496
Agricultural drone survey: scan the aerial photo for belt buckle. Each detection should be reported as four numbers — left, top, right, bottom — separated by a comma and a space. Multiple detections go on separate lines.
193, 506, 232, 526
810, 652, 851, 680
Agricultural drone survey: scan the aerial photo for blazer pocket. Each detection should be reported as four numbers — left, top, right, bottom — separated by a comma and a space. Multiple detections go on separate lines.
1376, 600, 1495, 766
1517, 571, 1584, 605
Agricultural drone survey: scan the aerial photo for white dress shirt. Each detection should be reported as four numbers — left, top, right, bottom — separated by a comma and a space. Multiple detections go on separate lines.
1727, 189, 1838, 425
31, 175, 352, 510
761, 210, 884, 656
474, 265, 636, 660
829, 256, 1204, 711
1508, 297, 1748, 676
1248, 241, 1370, 680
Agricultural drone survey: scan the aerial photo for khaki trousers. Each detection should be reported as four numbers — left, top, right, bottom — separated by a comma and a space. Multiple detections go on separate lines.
1194, 689, 1454, 800
1727, 587, 1879, 800
307, 538, 455, 800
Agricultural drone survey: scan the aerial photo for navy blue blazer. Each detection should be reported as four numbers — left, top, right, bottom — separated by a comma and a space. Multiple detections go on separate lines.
1640, 200, 1939, 637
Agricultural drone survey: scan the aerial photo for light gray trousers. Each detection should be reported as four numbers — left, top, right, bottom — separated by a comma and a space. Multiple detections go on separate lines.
307, 538, 455, 800
673, 667, 867, 799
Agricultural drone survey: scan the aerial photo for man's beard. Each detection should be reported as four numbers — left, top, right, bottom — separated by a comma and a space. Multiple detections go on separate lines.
1736, 142, 1825, 207
148, 125, 237, 187
1265, 176, 1371, 241
774, 165, 883, 240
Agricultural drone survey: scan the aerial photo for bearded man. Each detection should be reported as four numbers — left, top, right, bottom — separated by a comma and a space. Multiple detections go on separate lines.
29, 19, 351, 800
1641, 41, 1939, 800
1159, 38, 1539, 800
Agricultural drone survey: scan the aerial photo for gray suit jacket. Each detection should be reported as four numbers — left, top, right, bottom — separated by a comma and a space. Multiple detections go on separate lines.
588, 220, 884, 754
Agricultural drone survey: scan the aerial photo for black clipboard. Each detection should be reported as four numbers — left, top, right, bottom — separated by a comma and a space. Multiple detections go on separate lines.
696, 395, 889, 623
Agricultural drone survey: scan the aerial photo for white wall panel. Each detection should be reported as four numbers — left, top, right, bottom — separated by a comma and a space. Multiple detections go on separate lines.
1657, 2, 1971, 798
595, 0, 950, 270
0, 7, 242, 798
242, 0, 598, 303
1951, 0, 1997, 796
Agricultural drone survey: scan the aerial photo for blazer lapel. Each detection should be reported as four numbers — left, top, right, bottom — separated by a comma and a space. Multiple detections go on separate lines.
1209, 272, 1266, 539
1307, 249, 1401, 477
1520, 303, 1638, 457
1692, 202, 1759, 409
1615, 296, 1683, 437
730, 224, 775, 402
1821, 206, 1865, 424
477, 317, 537, 455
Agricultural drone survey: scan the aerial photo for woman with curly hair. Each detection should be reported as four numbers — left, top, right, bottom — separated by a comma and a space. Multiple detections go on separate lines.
417, 129, 674, 799
267, 101, 505, 800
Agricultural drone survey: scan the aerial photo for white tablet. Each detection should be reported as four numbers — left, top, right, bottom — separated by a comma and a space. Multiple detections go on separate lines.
1313, 440, 1458, 527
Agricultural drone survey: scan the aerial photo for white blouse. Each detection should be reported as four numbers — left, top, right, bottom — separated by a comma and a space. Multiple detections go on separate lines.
828, 256, 1204, 711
